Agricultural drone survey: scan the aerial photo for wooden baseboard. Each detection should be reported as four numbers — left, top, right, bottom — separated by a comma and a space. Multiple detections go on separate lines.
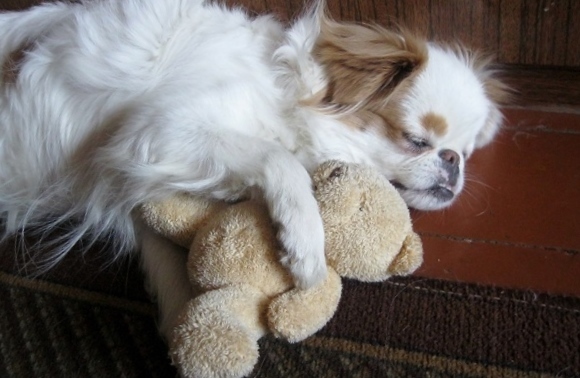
502, 66, 580, 108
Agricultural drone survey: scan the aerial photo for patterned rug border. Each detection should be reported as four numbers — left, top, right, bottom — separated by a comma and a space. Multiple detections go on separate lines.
2, 270, 578, 377
3, 269, 579, 325
0, 270, 156, 316
304, 336, 558, 378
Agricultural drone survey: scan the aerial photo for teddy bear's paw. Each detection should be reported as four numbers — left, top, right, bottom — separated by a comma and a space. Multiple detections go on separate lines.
170, 308, 259, 378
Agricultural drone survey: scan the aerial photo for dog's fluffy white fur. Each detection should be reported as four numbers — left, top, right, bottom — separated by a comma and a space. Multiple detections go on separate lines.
0, 0, 506, 337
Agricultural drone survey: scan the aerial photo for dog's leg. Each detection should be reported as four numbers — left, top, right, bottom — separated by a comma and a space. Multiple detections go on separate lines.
98, 111, 327, 289
211, 135, 328, 289
138, 225, 194, 339
140, 137, 328, 290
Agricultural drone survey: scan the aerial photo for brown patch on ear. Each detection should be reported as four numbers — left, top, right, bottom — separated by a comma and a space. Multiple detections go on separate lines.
340, 106, 405, 142
421, 112, 448, 136
337, 69, 418, 142
313, 15, 427, 110
340, 110, 382, 131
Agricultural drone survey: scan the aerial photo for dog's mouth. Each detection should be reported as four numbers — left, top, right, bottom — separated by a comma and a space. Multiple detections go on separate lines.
390, 181, 455, 202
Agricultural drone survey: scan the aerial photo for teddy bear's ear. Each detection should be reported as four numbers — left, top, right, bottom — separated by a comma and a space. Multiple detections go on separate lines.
312, 160, 349, 188
387, 232, 424, 276
140, 193, 226, 248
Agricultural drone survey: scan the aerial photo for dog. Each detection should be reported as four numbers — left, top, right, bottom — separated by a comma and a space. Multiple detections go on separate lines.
0, 0, 507, 339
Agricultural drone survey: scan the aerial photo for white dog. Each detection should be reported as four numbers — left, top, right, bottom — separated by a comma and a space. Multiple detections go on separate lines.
0, 0, 506, 338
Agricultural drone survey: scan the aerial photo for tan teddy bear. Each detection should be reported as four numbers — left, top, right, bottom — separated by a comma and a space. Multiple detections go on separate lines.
141, 160, 423, 378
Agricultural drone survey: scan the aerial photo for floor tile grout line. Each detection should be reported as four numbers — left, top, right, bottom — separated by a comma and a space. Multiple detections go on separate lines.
502, 124, 580, 134
386, 280, 580, 314
418, 231, 579, 256
505, 105, 580, 115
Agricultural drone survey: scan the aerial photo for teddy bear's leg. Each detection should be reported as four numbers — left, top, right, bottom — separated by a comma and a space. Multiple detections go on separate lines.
170, 284, 270, 378
267, 268, 342, 343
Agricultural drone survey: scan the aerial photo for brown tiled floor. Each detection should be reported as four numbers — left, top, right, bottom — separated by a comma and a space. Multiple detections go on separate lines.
413, 108, 580, 297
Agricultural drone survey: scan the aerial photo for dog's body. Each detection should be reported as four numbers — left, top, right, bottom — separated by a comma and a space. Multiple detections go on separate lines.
0, 0, 505, 338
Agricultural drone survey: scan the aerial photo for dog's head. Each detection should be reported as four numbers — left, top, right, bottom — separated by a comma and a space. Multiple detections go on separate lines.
308, 13, 509, 211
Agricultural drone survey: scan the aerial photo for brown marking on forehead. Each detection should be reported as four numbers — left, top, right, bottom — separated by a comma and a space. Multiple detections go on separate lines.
421, 112, 448, 136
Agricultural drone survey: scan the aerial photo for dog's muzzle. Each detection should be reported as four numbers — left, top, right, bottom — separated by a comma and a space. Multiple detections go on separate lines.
438, 149, 460, 187
421, 149, 460, 201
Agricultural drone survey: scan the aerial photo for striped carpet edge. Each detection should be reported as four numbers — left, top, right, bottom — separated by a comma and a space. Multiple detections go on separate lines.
1, 271, 578, 377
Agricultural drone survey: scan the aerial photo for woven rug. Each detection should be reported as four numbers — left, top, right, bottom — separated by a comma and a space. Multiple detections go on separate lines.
1, 263, 578, 378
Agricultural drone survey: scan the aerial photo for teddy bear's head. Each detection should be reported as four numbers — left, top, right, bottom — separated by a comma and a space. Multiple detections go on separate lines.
313, 160, 423, 282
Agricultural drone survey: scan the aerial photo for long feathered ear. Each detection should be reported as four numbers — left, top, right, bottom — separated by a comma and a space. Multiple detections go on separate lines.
476, 101, 504, 148
471, 54, 513, 148
313, 13, 427, 111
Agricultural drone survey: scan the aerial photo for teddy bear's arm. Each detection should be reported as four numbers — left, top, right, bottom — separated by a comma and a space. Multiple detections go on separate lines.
267, 267, 341, 343
141, 193, 226, 247
388, 231, 424, 276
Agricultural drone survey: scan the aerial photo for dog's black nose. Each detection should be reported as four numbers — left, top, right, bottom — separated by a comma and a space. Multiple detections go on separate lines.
438, 149, 460, 186
439, 149, 460, 167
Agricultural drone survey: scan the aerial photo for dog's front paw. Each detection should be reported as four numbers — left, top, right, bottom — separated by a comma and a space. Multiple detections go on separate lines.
278, 210, 327, 289
282, 250, 327, 290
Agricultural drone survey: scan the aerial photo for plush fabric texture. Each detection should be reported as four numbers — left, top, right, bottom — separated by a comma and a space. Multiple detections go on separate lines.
141, 160, 423, 378
141, 193, 227, 250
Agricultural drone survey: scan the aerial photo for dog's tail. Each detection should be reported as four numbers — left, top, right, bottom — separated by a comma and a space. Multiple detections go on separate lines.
0, 2, 75, 58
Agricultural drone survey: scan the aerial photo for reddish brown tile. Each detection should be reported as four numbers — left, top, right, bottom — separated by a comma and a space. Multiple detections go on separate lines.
415, 235, 580, 297
504, 107, 580, 131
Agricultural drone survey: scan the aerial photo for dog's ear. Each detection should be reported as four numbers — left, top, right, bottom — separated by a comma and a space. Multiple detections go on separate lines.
471, 54, 513, 148
476, 100, 503, 148
314, 17, 427, 110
